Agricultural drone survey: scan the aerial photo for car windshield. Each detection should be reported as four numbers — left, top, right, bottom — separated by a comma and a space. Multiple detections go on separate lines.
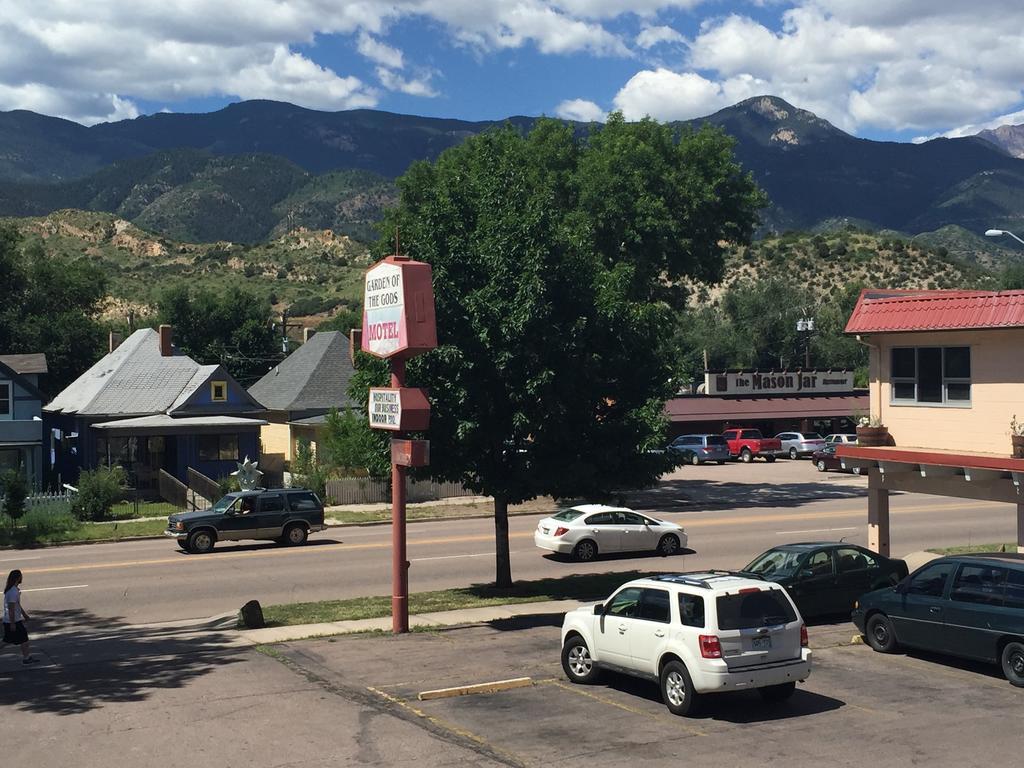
705, 436, 728, 446
211, 495, 241, 514
743, 548, 805, 577
716, 590, 797, 630
552, 508, 586, 522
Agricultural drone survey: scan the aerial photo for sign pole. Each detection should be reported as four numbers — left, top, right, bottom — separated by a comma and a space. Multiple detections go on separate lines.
390, 357, 409, 633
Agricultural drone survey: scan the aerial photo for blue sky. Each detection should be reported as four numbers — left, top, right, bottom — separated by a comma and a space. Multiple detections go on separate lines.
3, 1, 1024, 143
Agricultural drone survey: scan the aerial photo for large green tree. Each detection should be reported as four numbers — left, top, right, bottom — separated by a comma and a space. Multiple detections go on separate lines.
0, 226, 107, 393
156, 284, 278, 385
377, 117, 763, 586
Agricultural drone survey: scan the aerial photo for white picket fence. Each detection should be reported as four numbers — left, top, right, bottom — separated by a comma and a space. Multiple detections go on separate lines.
0, 490, 76, 512
322, 477, 478, 506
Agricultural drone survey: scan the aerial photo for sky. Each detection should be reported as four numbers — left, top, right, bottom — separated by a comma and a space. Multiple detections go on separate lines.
2, 1, 1023, 143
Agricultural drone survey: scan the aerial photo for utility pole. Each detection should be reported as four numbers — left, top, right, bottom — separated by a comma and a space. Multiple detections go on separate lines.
274, 309, 303, 354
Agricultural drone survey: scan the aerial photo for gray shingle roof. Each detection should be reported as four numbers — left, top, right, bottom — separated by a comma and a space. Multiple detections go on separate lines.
248, 331, 355, 413
45, 329, 198, 417
0, 353, 47, 375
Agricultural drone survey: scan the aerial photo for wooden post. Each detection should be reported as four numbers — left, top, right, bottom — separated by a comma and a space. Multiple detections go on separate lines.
1017, 502, 1024, 555
867, 467, 890, 556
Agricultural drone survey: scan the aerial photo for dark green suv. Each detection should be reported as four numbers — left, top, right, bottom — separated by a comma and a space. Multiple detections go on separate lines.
165, 489, 326, 554
852, 553, 1024, 686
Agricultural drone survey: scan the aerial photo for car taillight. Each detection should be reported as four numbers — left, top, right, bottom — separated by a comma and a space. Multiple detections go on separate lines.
699, 634, 722, 659
700, 447, 710, 452
738, 587, 761, 594
800, 624, 809, 648
553, 527, 569, 537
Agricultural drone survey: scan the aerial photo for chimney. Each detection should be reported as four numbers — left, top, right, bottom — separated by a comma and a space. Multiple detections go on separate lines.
108, 331, 123, 354
303, 327, 316, 343
158, 324, 173, 357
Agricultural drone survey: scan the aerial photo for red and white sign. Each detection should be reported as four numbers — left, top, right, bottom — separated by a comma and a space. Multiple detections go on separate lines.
368, 387, 431, 432
363, 262, 405, 358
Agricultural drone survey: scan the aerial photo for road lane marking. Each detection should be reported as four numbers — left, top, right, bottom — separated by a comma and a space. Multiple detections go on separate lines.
0, 556, 40, 563
22, 584, 89, 592
775, 526, 858, 535
20, 499, 1005, 576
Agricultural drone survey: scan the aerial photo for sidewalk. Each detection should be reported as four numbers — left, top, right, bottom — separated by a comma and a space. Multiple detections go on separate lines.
235, 599, 585, 644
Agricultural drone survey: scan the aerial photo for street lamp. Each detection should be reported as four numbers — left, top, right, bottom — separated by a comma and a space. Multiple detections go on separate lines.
985, 229, 1024, 247
796, 318, 815, 368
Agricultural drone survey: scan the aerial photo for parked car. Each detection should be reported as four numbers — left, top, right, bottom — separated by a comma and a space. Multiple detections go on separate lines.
667, 434, 731, 465
560, 572, 811, 716
534, 505, 687, 561
775, 432, 826, 460
824, 433, 858, 445
722, 428, 782, 463
165, 488, 326, 553
742, 543, 908, 617
853, 553, 1024, 686
811, 444, 861, 474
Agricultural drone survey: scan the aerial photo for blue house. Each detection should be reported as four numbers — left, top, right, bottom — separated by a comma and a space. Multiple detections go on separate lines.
43, 326, 267, 492
0, 353, 47, 490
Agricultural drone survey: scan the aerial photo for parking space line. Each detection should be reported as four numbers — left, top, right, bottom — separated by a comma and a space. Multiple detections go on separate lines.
367, 686, 528, 767
21, 584, 88, 592
542, 679, 706, 737
775, 526, 858, 535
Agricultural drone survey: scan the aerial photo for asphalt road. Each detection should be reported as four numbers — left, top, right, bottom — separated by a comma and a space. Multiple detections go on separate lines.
11, 461, 1020, 624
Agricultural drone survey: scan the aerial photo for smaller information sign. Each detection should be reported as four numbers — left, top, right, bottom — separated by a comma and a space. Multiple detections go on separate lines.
369, 388, 402, 431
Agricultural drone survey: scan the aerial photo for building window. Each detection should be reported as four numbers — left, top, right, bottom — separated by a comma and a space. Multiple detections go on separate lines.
198, 434, 239, 461
210, 381, 227, 402
891, 346, 971, 405
0, 381, 10, 419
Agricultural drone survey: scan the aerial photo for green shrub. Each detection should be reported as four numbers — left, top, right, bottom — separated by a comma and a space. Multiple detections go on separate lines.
217, 475, 241, 497
72, 465, 127, 521
16, 507, 79, 545
0, 470, 27, 522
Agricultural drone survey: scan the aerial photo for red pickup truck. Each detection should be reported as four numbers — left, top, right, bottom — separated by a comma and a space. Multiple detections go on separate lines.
721, 428, 782, 463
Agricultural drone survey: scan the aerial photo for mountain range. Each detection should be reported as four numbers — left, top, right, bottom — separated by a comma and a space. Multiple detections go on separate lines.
2, 96, 1024, 244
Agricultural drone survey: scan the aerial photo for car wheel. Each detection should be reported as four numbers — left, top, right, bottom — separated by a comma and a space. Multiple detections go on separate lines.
740, 449, 753, 463
816, 460, 827, 472
865, 613, 899, 653
657, 534, 681, 557
759, 682, 796, 702
187, 529, 215, 554
561, 635, 601, 684
1001, 641, 1024, 687
282, 523, 308, 546
717, 460, 726, 465
789, 447, 798, 460
765, 455, 776, 463
660, 660, 700, 716
690, 453, 701, 466
573, 539, 598, 562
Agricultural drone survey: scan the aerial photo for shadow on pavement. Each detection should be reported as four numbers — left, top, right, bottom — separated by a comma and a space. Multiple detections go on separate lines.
0, 608, 243, 716
620, 477, 869, 512
600, 671, 844, 722
178, 538, 343, 556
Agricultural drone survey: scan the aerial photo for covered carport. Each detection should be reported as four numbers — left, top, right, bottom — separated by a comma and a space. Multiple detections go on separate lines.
837, 445, 1024, 556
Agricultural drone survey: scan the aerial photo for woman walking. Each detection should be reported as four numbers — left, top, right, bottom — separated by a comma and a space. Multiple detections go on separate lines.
3, 570, 37, 664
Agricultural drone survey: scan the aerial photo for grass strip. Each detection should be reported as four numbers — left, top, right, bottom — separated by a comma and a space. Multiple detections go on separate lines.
262, 570, 659, 627
927, 543, 1017, 555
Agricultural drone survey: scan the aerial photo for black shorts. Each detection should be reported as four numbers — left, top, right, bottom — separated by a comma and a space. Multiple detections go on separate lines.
3, 621, 28, 645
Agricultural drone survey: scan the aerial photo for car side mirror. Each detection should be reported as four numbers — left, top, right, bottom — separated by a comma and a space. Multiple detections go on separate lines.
800, 569, 814, 579
893, 581, 907, 594
593, 603, 605, 615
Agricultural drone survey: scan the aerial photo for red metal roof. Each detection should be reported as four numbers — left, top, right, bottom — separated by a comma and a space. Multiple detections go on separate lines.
665, 394, 867, 422
845, 288, 1024, 334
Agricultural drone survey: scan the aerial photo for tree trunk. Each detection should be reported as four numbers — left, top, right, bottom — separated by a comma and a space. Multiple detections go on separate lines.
493, 494, 512, 588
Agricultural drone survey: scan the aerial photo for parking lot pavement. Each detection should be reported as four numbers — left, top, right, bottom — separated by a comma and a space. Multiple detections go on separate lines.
271, 615, 1023, 767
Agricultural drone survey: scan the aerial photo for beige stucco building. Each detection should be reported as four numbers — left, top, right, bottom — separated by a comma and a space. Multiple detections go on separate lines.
840, 289, 1024, 555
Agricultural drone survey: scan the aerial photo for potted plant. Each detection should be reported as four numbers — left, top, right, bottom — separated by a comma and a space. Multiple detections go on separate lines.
1010, 415, 1024, 459
856, 416, 891, 447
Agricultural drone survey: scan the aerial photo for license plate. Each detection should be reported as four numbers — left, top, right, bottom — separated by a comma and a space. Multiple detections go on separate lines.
752, 637, 772, 650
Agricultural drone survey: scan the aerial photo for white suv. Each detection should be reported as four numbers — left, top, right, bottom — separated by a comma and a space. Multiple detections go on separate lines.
560, 572, 811, 716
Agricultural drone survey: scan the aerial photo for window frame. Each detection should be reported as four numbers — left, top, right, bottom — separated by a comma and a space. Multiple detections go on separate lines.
0, 380, 11, 419
890, 346, 971, 407
210, 380, 228, 402
637, 588, 672, 624
678, 592, 706, 628
198, 433, 240, 462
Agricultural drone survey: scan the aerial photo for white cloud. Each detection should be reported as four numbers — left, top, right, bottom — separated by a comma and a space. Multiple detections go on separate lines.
555, 98, 606, 122
609, 2, 1024, 136
357, 32, 404, 69
916, 108, 1024, 143
635, 25, 684, 49
376, 68, 439, 98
